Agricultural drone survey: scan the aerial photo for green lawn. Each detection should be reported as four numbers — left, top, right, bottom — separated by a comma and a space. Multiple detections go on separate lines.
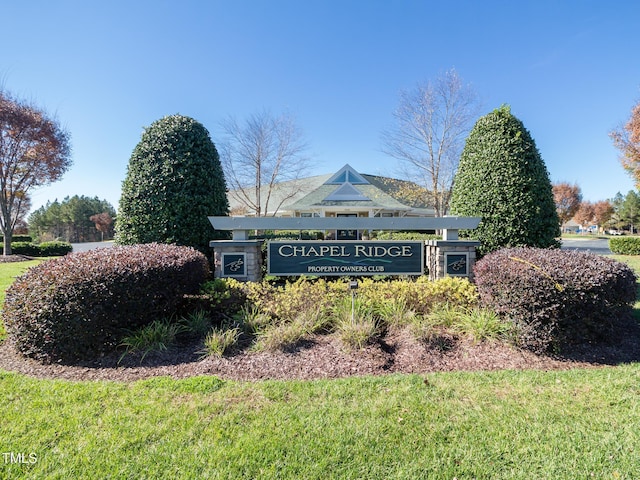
0, 260, 42, 340
1, 258, 640, 478
2, 367, 640, 479
0, 260, 42, 302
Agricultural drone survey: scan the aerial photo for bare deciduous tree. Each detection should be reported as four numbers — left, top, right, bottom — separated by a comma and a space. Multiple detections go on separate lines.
381, 68, 480, 216
219, 110, 311, 217
553, 182, 582, 225
0, 89, 71, 254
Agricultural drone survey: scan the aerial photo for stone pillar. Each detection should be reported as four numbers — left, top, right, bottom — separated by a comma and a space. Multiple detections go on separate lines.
425, 240, 481, 281
210, 240, 263, 282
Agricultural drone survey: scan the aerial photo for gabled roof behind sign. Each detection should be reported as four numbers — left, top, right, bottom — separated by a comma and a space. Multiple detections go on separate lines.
285, 164, 413, 210
226, 164, 435, 216
323, 182, 371, 202
324, 164, 370, 185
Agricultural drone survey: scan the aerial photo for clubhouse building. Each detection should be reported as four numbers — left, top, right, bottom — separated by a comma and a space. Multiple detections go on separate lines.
227, 164, 435, 240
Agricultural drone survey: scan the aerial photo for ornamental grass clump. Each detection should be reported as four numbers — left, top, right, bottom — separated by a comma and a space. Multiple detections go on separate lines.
253, 307, 331, 352
179, 310, 212, 338
3, 243, 209, 363
474, 247, 637, 353
200, 326, 241, 358
453, 308, 515, 343
253, 320, 310, 352
376, 298, 417, 327
235, 303, 274, 334
333, 296, 379, 349
119, 318, 187, 363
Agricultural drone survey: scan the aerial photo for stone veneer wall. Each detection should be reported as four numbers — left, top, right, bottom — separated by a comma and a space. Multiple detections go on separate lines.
211, 240, 263, 282
425, 240, 481, 281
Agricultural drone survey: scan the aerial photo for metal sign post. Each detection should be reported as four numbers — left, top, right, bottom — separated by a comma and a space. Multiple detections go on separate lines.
349, 280, 358, 322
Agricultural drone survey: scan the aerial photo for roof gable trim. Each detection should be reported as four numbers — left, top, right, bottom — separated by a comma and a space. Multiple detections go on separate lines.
324, 164, 370, 185
323, 182, 371, 202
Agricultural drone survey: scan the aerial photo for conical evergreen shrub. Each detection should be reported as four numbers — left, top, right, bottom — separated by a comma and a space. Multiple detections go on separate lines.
117, 114, 229, 252
450, 105, 560, 254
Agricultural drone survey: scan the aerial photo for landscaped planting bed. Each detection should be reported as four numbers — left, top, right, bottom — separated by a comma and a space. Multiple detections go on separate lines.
1, 252, 639, 382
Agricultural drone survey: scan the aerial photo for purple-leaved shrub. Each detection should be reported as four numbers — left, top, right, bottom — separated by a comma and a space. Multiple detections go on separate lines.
3, 243, 209, 363
474, 247, 637, 352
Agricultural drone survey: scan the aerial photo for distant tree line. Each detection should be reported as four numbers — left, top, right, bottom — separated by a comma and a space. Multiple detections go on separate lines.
610, 191, 640, 234
552, 181, 640, 234
28, 195, 116, 243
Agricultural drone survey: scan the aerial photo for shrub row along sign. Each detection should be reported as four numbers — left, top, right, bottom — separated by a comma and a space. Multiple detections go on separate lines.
268, 241, 424, 276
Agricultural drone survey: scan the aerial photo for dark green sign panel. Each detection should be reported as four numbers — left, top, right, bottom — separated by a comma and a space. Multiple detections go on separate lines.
445, 253, 469, 276
222, 253, 246, 277
268, 241, 424, 276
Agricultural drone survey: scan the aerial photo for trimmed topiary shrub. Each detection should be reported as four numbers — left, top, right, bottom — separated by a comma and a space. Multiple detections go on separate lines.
450, 105, 560, 254
116, 114, 230, 252
609, 236, 640, 255
3, 243, 209, 363
474, 247, 637, 352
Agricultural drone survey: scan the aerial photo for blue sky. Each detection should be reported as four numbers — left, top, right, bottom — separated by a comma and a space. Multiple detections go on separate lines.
3, 0, 639, 213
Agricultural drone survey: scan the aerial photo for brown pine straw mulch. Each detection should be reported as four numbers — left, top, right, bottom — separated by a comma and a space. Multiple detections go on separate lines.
1, 254, 638, 383
1, 321, 639, 383
0, 254, 37, 263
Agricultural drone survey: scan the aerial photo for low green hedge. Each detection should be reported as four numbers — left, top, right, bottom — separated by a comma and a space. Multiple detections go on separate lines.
1, 241, 72, 256
609, 236, 640, 255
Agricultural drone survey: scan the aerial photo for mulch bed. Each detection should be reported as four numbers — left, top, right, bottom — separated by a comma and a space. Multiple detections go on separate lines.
1, 253, 638, 382
2, 324, 639, 383
0, 255, 36, 263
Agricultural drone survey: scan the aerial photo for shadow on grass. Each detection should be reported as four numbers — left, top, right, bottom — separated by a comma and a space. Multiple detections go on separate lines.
553, 313, 640, 366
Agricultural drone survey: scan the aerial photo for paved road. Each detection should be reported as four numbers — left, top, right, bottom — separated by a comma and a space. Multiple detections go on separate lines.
71, 241, 115, 253
560, 238, 612, 255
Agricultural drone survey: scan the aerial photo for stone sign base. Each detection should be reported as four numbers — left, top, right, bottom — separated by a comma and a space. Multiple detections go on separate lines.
210, 240, 263, 282
209, 216, 481, 282
425, 240, 481, 281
